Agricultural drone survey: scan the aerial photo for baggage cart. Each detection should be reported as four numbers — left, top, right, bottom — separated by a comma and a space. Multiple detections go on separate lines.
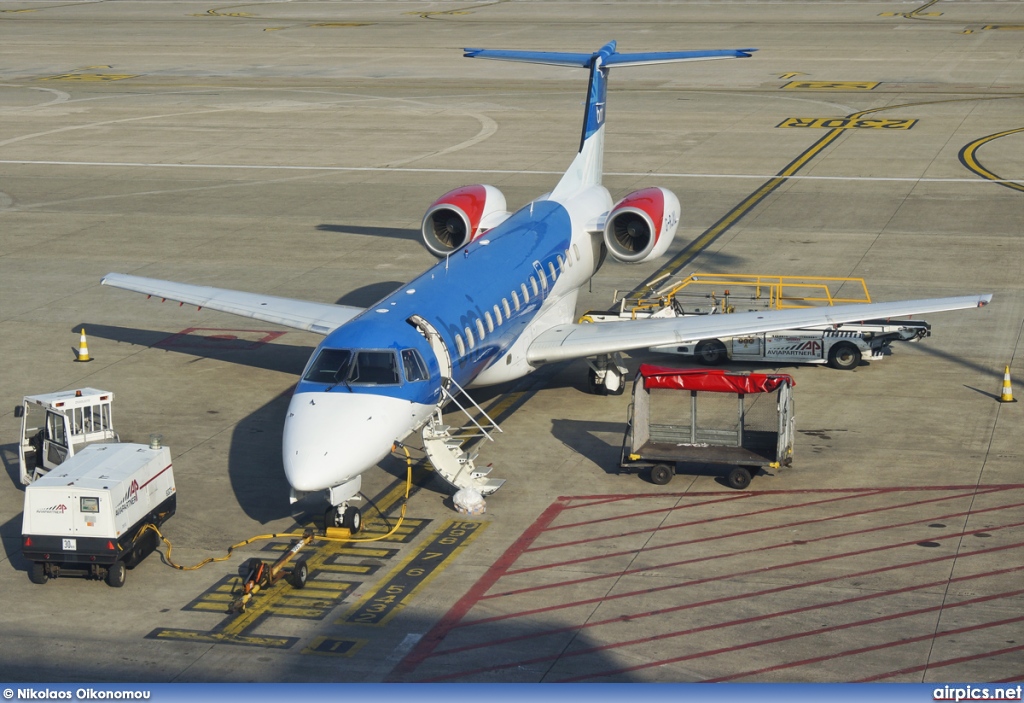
620, 364, 795, 489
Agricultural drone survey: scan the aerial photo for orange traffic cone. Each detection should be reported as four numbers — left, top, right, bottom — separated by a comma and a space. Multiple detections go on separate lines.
75, 327, 92, 362
998, 365, 1015, 403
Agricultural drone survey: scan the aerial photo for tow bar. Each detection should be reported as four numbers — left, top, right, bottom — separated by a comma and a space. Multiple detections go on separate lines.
230, 528, 315, 613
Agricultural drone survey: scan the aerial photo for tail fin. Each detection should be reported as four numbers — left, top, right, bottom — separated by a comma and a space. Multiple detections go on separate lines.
464, 42, 755, 196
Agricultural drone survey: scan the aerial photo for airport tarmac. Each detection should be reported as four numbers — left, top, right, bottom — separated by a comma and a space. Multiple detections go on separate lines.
1, 0, 1022, 684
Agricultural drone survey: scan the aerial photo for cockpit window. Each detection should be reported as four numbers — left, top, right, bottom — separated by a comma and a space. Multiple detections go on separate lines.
303, 349, 352, 384
303, 349, 400, 386
350, 350, 400, 385
402, 349, 429, 382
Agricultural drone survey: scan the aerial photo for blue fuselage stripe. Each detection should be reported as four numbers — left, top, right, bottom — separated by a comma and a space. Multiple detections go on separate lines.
295, 200, 572, 402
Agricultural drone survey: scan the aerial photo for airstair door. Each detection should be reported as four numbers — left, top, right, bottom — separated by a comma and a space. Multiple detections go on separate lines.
776, 381, 795, 465
408, 315, 452, 390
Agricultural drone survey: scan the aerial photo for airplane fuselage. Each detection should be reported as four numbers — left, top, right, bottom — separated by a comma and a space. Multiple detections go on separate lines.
282, 185, 613, 495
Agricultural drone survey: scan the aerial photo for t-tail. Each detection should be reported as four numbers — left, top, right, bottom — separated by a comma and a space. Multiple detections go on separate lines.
463, 41, 756, 196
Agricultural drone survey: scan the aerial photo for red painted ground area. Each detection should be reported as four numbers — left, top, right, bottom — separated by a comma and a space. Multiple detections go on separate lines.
395, 486, 1024, 682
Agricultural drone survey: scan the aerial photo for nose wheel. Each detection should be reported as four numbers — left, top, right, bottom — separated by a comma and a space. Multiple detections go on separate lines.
326, 504, 362, 533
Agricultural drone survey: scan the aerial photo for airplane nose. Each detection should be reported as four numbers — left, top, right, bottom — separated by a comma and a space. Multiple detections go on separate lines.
282, 391, 415, 492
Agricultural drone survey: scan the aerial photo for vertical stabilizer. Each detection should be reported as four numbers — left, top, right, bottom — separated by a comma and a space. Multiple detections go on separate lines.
463, 43, 755, 197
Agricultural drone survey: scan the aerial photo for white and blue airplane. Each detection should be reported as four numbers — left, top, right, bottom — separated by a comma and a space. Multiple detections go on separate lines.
103, 42, 991, 531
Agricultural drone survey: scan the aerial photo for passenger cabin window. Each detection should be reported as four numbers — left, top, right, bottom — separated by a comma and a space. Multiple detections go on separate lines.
503, 299, 512, 318
549, 262, 558, 280
455, 334, 465, 356
465, 326, 475, 349
484, 312, 494, 333
520, 284, 529, 303
530, 277, 539, 296
557, 255, 565, 272
476, 318, 486, 340
573, 243, 581, 260
401, 349, 429, 382
537, 269, 547, 289
493, 305, 502, 326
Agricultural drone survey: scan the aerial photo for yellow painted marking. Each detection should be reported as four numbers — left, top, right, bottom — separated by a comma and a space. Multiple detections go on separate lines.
334, 547, 394, 558
405, 10, 473, 17
782, 81, 879, 91
200, 9, 253, 16
322, 564, 373, 574
150, 629, 295, 648
341, 520, 485, 626
269, 605, 336, 618
286, 584, 351, 596
959, 127, 1024, 194
631, 96, 1017, 297
39, 74, 137, 82
777, 117, 917, 130
304, 637, 367, 658
189, 601, 234, 612
779, 72, 805, 80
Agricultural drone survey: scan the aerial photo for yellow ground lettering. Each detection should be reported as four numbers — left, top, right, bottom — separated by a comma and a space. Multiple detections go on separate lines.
782, 81, 879, 91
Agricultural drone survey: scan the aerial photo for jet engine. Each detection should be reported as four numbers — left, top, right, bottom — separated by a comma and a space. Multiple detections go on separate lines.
421, 185, 510, 257
602, 187, 681, 264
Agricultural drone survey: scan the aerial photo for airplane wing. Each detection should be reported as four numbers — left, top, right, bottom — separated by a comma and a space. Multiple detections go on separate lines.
526, 295, 992, 365
101, 273, 364, 335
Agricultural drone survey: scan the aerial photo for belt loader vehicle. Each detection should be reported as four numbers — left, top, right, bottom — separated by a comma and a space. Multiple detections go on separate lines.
21, 442, 176, 587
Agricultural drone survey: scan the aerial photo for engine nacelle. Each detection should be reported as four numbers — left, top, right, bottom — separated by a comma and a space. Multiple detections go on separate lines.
421, 185, 510, 257
602, 187, 681, 264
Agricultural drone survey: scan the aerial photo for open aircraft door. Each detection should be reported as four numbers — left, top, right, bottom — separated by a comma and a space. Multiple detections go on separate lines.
776, 380, 795, 468
408, 315, 452, 391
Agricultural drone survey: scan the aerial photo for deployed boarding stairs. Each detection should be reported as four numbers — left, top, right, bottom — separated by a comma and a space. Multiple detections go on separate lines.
422, 379, 505, 495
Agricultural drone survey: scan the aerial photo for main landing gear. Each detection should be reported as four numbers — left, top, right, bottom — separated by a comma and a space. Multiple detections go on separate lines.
587, 353, 628, 395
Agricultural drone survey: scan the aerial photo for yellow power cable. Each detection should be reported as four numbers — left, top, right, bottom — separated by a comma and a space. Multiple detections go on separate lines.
139, 444, 416, 571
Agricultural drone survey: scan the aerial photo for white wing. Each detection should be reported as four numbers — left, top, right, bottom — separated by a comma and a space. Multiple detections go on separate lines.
526, 295, 992, 364
101, 273, 364, 335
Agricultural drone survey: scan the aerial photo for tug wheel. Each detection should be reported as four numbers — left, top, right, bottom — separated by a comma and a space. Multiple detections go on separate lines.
106, 560, 127, 588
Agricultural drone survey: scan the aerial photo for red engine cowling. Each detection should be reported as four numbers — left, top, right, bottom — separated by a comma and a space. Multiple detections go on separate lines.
421, 185, 510, 257
602, 187, 681, 264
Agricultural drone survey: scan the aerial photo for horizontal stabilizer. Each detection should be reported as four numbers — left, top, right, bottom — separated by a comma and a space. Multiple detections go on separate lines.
463, 47, 756, 68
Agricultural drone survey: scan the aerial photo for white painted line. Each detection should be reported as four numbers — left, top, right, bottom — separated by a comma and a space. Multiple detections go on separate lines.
1, 159, 1021, 185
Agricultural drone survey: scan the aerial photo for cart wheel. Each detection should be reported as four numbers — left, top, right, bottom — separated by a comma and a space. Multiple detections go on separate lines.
649, 464, 673, 486
106, 560, 127, 588
695, 340, 727, 365
727, 467, 752, 490
289, 559, 309, 589
828, 342, 861, 370
29, 562, 48, 585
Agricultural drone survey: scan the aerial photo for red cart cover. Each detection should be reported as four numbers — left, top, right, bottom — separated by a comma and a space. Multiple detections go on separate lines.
638, 364, 795, 394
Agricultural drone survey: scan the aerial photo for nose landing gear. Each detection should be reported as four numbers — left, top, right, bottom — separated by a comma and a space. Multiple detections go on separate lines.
326, 504, 362, 533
